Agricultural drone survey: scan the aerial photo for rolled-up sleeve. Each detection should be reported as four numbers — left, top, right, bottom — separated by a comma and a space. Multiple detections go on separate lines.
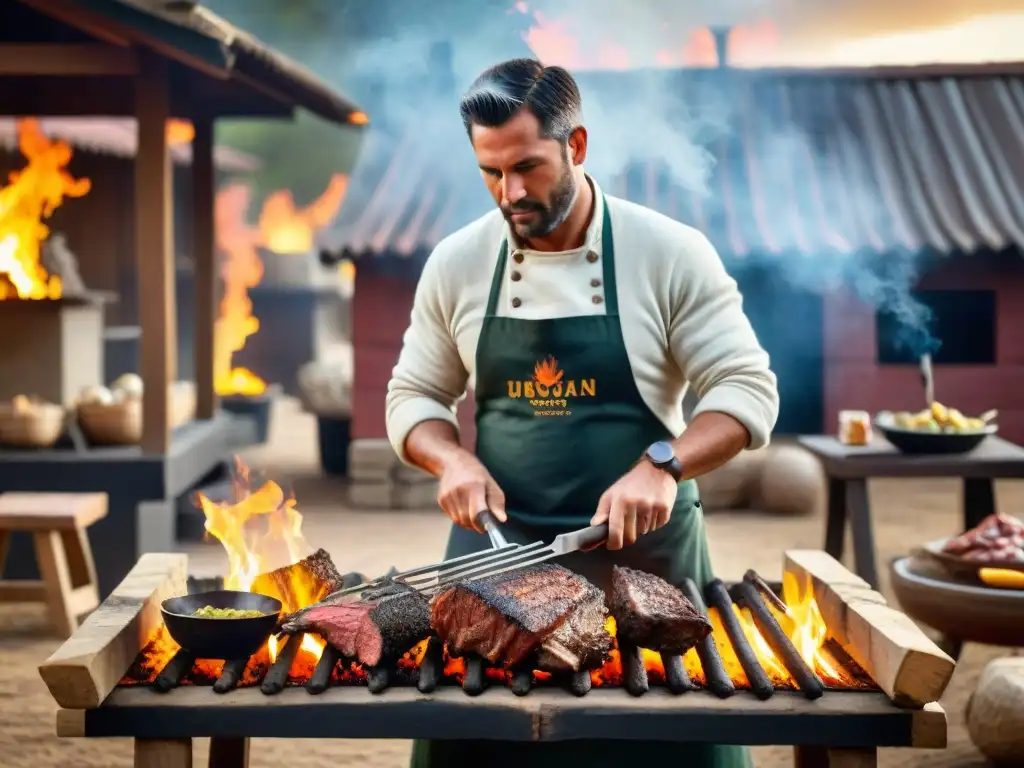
385, 252, 469, 462
668, 232, 779, 449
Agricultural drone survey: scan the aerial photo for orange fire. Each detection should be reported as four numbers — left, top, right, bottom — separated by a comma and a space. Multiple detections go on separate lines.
212, 175, 348, 397
0, 119, 91, 300
533, 356, 564, 388
123, 457, 866, 691
257, 174, 348, 255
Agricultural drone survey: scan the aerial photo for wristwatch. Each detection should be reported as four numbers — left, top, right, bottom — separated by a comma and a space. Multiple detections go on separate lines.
644, 441, 683, 482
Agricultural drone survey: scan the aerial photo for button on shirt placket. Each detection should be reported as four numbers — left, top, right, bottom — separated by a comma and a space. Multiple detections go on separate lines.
587, 251, 604, 305
510, 251, 524, 309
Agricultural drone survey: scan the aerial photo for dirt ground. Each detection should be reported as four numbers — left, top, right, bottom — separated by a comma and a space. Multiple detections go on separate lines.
1, 398, 1020, 767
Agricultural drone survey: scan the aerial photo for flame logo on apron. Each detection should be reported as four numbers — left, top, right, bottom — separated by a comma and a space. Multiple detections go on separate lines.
506, 356, 596, 417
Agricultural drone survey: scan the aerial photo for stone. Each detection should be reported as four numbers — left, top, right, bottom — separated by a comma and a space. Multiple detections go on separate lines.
967, 656, 1024, 763
754, 444, 825, 516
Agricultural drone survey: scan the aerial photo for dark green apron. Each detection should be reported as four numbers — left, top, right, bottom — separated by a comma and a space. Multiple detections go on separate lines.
411, 197, 751, 768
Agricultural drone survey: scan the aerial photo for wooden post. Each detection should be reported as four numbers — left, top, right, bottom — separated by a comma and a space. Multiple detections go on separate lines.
208, 737, 249, 768
38, 553, 188, 708
134, 49, 176, 453
191, 117, 218, 420
784, 550, 955, 707
135, 738, 192, 768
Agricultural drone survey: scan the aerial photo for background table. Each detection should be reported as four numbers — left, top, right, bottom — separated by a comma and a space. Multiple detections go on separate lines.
797, 435, 1024, 590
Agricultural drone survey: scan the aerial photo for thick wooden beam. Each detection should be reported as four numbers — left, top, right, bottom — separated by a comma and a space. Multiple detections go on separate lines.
0, 44, 137, 76
135, 50, 177, 453
55, 686, 947, 748
38, 552, 187, 709
783, 550, 955, 707
191, 117, 218, 420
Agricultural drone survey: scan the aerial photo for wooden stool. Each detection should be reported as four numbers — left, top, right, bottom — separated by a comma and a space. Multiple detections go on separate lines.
0, 492, 107, 637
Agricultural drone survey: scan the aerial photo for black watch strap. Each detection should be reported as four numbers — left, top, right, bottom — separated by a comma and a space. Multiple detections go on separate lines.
644, 441, 683, 482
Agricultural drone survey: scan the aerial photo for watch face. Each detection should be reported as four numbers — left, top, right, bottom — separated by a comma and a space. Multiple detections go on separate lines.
647, 441, 674, 465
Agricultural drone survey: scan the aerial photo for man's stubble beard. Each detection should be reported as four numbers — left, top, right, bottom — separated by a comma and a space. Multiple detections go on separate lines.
511, 160, 579, 240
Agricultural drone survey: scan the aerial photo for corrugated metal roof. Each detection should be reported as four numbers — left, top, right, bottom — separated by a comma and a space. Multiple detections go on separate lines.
0, 117, 260, 172
20, 0, 366, 126
324, 65, 1024, 263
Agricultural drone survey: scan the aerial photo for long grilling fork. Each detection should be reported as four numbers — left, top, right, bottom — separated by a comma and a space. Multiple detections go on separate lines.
399, 515, 610, 596
327, 512, 608, 599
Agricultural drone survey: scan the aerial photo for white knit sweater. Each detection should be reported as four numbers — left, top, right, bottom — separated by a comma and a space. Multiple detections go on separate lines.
385, 177, 779, 462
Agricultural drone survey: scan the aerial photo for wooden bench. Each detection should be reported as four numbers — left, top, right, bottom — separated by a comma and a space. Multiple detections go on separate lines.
0, 492, 108, 637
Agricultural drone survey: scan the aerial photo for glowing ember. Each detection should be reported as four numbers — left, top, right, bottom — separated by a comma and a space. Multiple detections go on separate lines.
0, 119, 90, 300
212, 175, 348, 397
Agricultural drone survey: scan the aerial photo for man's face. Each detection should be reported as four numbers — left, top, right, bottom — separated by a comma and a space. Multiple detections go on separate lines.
471, 108, 585, 239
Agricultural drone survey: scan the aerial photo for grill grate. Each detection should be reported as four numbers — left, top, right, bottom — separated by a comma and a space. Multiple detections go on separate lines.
146, 573, 866, 699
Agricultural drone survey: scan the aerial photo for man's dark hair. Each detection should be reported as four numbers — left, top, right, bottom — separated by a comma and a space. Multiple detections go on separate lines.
459, 58, 582, 142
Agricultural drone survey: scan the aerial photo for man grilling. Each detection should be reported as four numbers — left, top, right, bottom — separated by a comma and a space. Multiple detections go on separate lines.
387, 58, 778, 768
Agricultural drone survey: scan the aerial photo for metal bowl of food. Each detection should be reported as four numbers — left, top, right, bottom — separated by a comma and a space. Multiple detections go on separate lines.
875, 403, 996, 455
161, 590, 282, 660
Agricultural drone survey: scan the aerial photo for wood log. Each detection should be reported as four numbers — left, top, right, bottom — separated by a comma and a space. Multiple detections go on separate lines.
38, 553, 188, 708
784, 550, 954, 707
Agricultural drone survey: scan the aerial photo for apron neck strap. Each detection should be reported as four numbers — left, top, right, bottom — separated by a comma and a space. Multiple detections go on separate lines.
485, 193, 616, 317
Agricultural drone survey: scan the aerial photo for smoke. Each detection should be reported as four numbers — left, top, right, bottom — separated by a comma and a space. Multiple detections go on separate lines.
215, 0, 940, 356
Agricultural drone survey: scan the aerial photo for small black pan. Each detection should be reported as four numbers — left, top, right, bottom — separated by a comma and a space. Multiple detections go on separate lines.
161, 590, 282, 660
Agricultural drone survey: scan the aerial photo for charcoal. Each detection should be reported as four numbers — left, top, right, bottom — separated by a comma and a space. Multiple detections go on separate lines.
620, 642, 649, 697
510, 667, 533, 697
280, 582, 431, 667
213, 658, 249, 694
463, 656, 487, 696
307, 646, 340, 694
431, 563, 601, 667
366, 664, 391, 693
416, 636, 445, 693
569, 668, 592, 696
609, 566, 711, 655
662, 653, 692, 694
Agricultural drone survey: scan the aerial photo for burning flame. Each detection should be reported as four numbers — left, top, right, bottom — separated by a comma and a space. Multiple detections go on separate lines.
0, 119, 90, 300
212, 175, 348, 397
533, 355, 564, 387
257, 175, 348, 255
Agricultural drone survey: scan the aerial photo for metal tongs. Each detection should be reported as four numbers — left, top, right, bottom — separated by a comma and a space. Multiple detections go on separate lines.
329, 510, 608, 599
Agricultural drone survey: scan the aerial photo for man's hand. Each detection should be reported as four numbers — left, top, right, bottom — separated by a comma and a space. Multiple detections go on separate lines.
591, 461, 677, 550
437, 451, 507, 533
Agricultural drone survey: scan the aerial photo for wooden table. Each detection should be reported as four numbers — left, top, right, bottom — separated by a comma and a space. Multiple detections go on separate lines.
0, 415, 251, 599
797, 435, 1024, 592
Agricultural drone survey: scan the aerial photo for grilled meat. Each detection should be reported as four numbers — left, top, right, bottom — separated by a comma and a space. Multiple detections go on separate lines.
431, 563, 607, 669
280, 582, 431, 666
609, 566, 711, 655
535, 580, 612, 672
942, 513, 1024, 564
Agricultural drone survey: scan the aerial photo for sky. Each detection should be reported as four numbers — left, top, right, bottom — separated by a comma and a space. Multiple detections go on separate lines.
514, 0, 1024, 69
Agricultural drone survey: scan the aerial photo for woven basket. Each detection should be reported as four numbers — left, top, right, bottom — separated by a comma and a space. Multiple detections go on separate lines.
77, 382, 197, 446
0, 401, 65, 448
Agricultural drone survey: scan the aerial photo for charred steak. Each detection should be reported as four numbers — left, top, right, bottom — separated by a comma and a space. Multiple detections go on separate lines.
609, 566, 711, 654
280, 582, 431, 666
535, 580, 612, 672
431, 563, 608, 668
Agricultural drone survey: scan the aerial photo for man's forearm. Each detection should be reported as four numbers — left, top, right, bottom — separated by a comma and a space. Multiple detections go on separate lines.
669, 411, 751, 480
404, 419, 475, 477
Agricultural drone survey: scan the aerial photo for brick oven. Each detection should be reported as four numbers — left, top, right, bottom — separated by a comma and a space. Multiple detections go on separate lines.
326, 60, 1024, 447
